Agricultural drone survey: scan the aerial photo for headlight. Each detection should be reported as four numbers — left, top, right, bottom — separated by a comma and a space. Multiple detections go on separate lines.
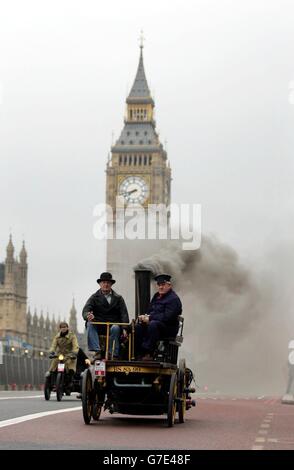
58, 354, 64, 361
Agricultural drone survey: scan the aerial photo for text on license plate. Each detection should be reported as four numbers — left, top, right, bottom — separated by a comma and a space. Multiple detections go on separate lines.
57, 364, 65, 372
112, 366, 143, 373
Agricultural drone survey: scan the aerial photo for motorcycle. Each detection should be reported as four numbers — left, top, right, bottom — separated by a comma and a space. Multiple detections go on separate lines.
44, 353, 77, 401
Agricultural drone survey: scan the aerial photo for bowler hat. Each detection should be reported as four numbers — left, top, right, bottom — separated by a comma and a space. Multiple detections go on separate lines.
154, 273, 172, 284
97, 272, 116, 284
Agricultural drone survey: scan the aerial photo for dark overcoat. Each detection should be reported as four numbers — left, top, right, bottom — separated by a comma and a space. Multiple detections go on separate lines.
82, 289, 129, 325
147, 289, 182, 330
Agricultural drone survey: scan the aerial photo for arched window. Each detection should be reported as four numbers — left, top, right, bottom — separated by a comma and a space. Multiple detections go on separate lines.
139, 155, 142, 165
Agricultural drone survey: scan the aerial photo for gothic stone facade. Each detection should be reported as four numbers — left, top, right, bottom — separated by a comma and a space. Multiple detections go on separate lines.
0, 236, 27, 341
0, 237, 86, 352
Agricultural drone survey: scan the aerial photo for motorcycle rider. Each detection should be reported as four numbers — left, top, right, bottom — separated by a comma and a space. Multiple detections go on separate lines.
49, 322, 79, 385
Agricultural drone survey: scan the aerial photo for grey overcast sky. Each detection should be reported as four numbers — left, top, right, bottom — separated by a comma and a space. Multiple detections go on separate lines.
0, 0, 294, 329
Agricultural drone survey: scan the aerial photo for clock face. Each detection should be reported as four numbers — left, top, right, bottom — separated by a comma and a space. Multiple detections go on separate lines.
119, 176, 149, 204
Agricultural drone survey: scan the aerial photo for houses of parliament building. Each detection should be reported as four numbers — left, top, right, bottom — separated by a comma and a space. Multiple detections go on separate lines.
0, 236, 84, 355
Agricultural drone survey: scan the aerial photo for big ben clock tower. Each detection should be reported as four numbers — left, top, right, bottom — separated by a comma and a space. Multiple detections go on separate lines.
106, 41, 171, 313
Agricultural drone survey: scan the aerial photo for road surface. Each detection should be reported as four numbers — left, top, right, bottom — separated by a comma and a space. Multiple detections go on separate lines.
0, 391, 293, 450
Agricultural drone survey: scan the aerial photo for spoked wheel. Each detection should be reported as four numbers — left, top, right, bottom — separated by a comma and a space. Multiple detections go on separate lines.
178, 359, 187, 423
92, 401, 102, 421
82, 370, 94, 424
92, 388, 105, 421
167, 372, 177, 427
44, 376, 51, 401
56, 373, 64, 402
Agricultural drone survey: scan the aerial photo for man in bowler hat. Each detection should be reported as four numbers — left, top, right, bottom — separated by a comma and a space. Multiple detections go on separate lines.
82, 272, 129, 361
135, 274, 182, 361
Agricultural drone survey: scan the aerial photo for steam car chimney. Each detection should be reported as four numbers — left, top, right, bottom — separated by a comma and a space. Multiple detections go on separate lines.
134, 269, 151, 319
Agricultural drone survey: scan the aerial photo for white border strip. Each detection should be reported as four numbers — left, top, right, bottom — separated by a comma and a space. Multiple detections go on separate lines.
0, 395, 44, 400
0, 406, 82, 428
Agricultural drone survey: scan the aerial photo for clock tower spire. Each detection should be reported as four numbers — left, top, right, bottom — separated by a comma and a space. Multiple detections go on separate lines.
105, 42, 171, 312
106, 43, 171, 211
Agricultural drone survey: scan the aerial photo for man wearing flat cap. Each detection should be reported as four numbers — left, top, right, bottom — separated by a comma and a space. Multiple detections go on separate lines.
135, 273, 182, 361
82, 272, 129, 361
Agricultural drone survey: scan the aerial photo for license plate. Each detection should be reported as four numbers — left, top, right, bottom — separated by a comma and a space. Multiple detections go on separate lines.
57, 363, 65, 372
112, 366, 143, 373
94, 360, 106, 376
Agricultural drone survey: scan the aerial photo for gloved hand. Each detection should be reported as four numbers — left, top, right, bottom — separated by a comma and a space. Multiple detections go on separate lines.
49, 352, 55, 359
68, 353, 77, 359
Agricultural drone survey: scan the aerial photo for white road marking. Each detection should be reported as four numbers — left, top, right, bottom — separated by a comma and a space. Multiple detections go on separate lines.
253, 411, 274, 449
271, 438, 294, 443
0, 406, 82, 428
267, 438, 278, 443
255, 437, 265, 443
0, 395, 44, 400
258, 396, 265, 400
0, 392, 78, 401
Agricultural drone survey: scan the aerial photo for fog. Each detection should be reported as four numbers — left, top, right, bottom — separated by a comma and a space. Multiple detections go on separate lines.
0, 1, 293, 392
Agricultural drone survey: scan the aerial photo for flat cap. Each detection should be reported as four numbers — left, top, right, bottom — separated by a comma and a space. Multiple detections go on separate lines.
154, 273, 172, 284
